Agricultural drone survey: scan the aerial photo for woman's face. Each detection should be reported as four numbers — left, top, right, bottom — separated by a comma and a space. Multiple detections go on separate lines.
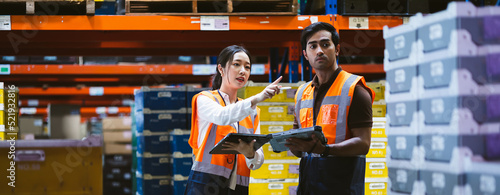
220, 51, 251, 90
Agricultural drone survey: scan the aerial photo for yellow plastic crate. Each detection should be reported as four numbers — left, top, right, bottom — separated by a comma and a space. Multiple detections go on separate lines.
366, 138, 387, 158
0, 132, 17, 141
371, 118, 386, 138
365, 178, 388, 195
238, 81, 304, 102
249, 179, 298, 195
366, 81, 385, 102
0, 136, 102, 194
260, 121, 294, 135
251, 161, 300, 179
0, 87, 4, 109
372, 102, 386, 118
365, 158, 388, 178
258, 103, 295, 122
262, 144, 299, 160
0, 110, 4, 126
371, 128, 386, 138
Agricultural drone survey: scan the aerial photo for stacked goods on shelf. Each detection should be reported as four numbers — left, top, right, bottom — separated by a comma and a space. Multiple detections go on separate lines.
383, 5, 421, 194
366, 117, 389, 195
0, 136, 103, 194
240, 81, 303, 195
384, 2, 500, 194
102, 116, 133, 195
18, 116, 44, 139
0, 0, 96, 15
134, 86, 207, 195
125, 0, 298, 15
104, 155, 133, 195
366, 80, 388, 194
1, 82, 19, 141
103, 116, 133, 154
367, 81, 387, 118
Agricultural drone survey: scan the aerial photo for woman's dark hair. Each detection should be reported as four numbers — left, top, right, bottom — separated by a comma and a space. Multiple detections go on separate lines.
300, 22, 339, 51
212, 45, 252, 90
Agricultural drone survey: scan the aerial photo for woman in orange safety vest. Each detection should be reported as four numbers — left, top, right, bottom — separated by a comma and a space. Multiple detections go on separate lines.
185, 45, 283, 195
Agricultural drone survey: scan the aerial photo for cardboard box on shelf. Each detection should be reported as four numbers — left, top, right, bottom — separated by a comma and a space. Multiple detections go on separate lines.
103, 117, 132, 131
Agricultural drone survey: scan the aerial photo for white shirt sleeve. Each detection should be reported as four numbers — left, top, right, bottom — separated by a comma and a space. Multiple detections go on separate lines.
197, 95, 255, 126
245, 120, 264, 170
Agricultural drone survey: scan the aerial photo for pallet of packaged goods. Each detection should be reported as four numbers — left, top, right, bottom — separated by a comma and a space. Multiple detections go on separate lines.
0, 0, 95, 15
125, 0, 298, 15
0, 136, 103, 194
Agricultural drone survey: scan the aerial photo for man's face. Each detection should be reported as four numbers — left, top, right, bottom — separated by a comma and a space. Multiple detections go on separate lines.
303, 30, 340, 71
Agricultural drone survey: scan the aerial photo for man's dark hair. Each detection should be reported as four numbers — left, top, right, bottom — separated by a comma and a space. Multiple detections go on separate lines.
300, 22, 340, 51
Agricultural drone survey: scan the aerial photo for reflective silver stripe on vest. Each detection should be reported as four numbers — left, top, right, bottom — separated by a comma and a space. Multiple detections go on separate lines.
333, 74, 359, 144
295, 81, 312, 129
300, 99, 314, 109
237, 175, 250, 186
192, 124, 233, 178
238, 125, 253, 134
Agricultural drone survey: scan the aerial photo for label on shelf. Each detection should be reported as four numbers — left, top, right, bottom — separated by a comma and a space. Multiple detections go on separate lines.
0, 65, 10, 75
95, 107, 106, 114
108, 107, 119, 114
310, 16, 318, 24
89, 87, 104, 96
349, 17, 369, 29
193, 64, 216, 75
28, 99, 39, 107
0, 16, 11, 31
250, 64, 265, 75
20, 107, 37, 115
200, 16, 229, 31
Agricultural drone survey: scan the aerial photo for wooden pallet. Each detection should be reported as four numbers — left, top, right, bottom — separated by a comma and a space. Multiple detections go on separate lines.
125, 0, 298, 15
0, 0, 95, 15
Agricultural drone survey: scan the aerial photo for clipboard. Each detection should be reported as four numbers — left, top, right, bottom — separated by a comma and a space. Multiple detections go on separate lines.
268, 126, 327, 153
209, 133, 272, 154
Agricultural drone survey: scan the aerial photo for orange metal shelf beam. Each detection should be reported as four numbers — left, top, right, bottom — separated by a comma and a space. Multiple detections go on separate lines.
20, 107, 131, 115
10, 64, 272, 75
9, 15, 402, 31
19, 99, 133, 107
11, 65, 194, 75
19, 86, 141, 96
10, 15, 333, 31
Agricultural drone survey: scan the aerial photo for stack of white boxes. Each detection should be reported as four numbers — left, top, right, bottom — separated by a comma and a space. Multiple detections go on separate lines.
239, 81, 303, 195
384, 2, 500, 195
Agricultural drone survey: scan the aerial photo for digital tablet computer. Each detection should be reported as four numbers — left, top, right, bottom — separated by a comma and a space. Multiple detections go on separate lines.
268, 126, 327, 153
209, 133, 272, 154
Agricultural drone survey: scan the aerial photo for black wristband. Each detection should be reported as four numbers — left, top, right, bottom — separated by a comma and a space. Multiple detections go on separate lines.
321, 144, 330, 157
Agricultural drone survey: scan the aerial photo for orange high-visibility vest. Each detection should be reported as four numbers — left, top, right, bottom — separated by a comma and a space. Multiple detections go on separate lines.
188, 90, 260, 186
294, 70, 375, 145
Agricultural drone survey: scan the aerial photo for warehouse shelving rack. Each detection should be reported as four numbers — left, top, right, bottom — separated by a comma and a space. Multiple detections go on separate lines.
0, 14, 402, 119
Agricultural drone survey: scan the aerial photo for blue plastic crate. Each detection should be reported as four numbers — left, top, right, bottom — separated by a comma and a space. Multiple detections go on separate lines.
96, 1, 117, 15
172, 153, 193, 177
137, 132, 171, 155
136, 173, 172, 195
170, 130, 192, 154
136, 109, 188, 133
172, 177, 189, 195
137, 154, 171, 176
135, 87, 187, 111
